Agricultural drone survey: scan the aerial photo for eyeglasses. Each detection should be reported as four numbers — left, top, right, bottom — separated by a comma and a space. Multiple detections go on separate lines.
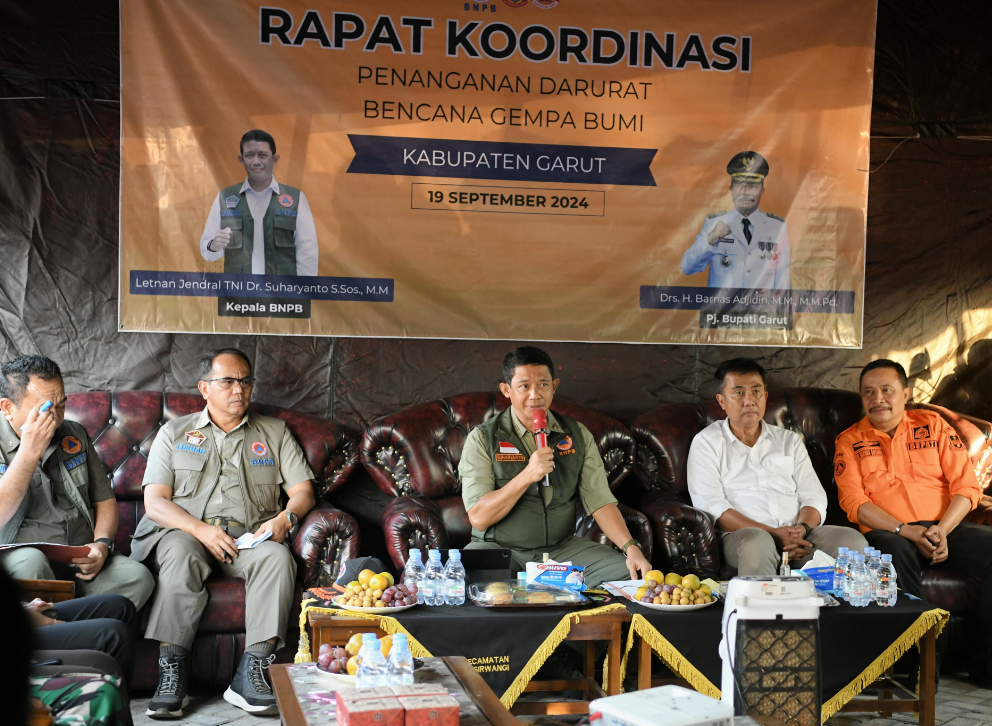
203, 377, 256, 389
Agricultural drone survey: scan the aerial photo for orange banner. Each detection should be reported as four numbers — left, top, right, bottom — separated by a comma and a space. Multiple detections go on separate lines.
120, 0, 876, 346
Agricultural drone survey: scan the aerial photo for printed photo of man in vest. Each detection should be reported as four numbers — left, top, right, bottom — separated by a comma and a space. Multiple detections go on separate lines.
199, 129, 319, 276
131, 348, 317, 718
459, 346, 652, 587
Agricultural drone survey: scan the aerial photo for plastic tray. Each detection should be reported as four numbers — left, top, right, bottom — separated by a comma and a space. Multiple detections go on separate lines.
468, 580, 589, 608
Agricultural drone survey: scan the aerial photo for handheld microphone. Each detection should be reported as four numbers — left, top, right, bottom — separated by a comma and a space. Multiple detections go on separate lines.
532, 408, 551, 488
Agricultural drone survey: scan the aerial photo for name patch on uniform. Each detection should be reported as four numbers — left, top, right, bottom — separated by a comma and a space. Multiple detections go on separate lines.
251, 458, 276, 466
853, 439, 882, 460
225, 195, 239, 209
495, 453, 527, 461
176, 443, 206, 455
913, 425, 931, 440
556, 436, 573, 451
278, 194, 294, 207
185, 430, 207, 446
251, 441, 268, 456
907, 440, 938, 450
61, 436, 82, 455
220, 210, 243, 217
949, 434, 966, 451
64, 452, 87, 471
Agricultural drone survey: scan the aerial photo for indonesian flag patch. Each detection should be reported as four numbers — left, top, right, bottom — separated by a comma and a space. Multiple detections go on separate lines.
498, 441, 520, 454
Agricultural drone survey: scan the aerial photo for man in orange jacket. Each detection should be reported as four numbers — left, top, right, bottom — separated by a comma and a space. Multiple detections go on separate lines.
834, 359, 992, 685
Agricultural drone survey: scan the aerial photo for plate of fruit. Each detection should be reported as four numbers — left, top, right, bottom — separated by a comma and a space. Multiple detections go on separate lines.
332, 568, 419, 613
315, 641, 358, 682
628, 570, 718, 611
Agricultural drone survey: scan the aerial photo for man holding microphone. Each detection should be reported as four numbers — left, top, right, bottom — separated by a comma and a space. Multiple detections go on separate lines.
458, 346, 651, 587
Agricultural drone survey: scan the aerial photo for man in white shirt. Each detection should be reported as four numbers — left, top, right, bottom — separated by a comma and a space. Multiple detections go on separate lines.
200, 129, 318, 276
687, 358, 867, 576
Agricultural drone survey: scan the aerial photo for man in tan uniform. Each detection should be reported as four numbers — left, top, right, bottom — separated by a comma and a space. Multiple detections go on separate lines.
0, 355, 154, 608
132, 348, 316, 718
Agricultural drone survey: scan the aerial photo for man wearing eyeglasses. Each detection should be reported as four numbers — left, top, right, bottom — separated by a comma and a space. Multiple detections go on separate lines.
131, 348, 316, 718
680, 151, 790, 290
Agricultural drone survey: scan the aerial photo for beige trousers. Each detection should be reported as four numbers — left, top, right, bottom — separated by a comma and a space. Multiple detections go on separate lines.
142, 529, 296, 651
720, 525, 868, 577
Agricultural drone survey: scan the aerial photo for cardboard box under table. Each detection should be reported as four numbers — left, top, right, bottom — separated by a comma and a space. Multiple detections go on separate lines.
299, 599, 630, 715
620, 594, 947, 725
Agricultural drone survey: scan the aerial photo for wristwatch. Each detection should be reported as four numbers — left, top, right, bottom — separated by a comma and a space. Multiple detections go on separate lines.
283, 511, 298, 527
894, 522, 906, 535
95, 537, 115, 554
798, 522, 813, 538
621, 538, 639, 556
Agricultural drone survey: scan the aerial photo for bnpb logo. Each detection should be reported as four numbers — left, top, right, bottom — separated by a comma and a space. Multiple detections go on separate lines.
251, 441, 268, 456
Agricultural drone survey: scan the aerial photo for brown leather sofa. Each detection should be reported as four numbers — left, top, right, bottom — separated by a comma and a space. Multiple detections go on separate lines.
64, 391, 362, 690
626, 387, 992, 658
359, 392, 654, 569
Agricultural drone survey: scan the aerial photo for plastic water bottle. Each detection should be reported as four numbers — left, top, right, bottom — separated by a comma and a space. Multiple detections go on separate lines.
877, 554, 898, 607
833, 547, 849, 594
849, 554, 870, 607
867, 549, 882, 602
842, 550, 856, 601
357, 639, 387, 688
404, 549, 426, 604
386, 633, 415, 686
423, 549, 444, 606
443, 549, 466, 606
354, 632, 378, 674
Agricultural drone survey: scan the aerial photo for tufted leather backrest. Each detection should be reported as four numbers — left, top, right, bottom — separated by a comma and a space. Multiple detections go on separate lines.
64, 391, 360, 554
360, 391, 637, 499
629, 387, 992, 527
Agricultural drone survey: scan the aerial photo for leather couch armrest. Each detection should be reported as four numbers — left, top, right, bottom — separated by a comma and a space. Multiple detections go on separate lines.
574, 503, 654, 563
292, 506, 361, 589
382, 496, 452, 570
639, 497, 721, 578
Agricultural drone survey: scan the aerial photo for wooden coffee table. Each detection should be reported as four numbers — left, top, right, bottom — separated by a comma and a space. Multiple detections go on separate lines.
270, 656, 517, 726
308, 608, 630, 715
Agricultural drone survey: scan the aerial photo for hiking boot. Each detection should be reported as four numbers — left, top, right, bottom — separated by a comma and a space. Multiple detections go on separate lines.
224, 652, 277, 714
146, 653, 190, 719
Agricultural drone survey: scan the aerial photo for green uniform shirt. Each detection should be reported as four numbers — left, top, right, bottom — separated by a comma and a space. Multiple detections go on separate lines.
460, 410, 617, 515
0, 417, 114, 546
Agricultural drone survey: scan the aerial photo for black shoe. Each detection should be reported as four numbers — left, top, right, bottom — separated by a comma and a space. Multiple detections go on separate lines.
146, 654, 190, 719
224, 652, 277, 714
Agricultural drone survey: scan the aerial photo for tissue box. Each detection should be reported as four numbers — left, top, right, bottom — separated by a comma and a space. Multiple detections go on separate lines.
401, 695, 459, 726
336, 696, 405, 726
525, 562, 585, 591
800, 566, 835, 591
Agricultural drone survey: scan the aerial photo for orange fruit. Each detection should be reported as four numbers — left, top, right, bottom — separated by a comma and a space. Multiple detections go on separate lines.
358, 569, 376, 586
382, 572, 395, 587
346, 655, 358, 675
345, 633, 363, 656
380, 635, 393, 658
369, 574, 389, 591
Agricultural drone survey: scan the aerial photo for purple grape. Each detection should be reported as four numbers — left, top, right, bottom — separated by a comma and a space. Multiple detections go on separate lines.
333, 648, 347, 659
646, 579, 658, 587
663, 585, 674, 594
329, 659, 342, 673
318, 654, 332, 668
382, 591, 393, 603
407, 583, 418, 594
319, 643, 331, 655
